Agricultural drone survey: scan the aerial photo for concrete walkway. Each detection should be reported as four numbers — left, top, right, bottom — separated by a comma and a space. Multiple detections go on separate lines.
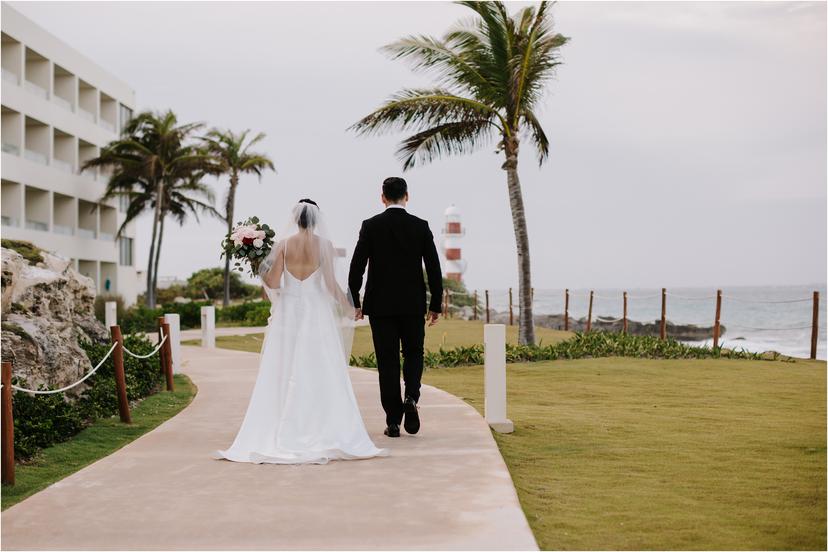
1, 345, 537, 550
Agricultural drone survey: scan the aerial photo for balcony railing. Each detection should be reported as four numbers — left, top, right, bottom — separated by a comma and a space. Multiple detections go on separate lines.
53, 223, 75, 236
1, 68, 20, 85
1, 216, 19, 227
24, 80, 49, 99
99, 231, 115, 242
25, 219, 48, 231
2, 143, 20, 155
52, 158, 74, 173
24, 149, 48, 165
99, 118, 116, 133
77, 227, 97, 239
53, 94, 74, 112
78, 108, 96, 123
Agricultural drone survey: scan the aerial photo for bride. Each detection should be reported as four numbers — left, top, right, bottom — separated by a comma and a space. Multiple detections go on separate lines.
213, 199, 388, 464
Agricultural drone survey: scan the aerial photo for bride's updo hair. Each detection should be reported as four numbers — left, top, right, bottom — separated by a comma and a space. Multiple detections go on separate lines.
297, 198, 319, 229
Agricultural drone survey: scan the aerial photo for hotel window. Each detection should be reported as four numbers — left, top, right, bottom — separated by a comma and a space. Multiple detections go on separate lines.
118, 236, 133, 266
119, 104, 133, 134
118, 193, 130, 213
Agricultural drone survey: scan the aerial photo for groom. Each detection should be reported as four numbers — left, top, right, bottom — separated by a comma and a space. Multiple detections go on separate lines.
348, 177, 443, 438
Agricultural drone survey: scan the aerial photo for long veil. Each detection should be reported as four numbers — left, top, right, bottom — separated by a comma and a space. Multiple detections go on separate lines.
258, 202, 356, 361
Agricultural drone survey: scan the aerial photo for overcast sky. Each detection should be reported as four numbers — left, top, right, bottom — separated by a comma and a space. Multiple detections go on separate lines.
11, 1, 827, 290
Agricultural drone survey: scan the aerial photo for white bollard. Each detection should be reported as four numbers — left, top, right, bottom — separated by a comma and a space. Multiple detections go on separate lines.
163, 313, 181, 374
484, 324, 513, 433
200, 306, 216, 349
105, 301, 117, 329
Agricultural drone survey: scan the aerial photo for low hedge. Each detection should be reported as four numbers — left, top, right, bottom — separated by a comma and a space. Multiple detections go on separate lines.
350, 331, 775, 369
116, 302, 212, 334
11, 334, 164, 461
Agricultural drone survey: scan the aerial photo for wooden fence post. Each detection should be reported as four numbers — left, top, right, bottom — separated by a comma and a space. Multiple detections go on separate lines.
509, 288, 514, 326
586, 291, 593, 333
485, 290, 490, 324
660, 288, 667, 340
473, 291, 479, 321
2, 361, 14, 486
811, 291, 820, 360
110, 325, 131, 424
713, 289, 722, 349
623, 291, 628, 335
564, 288, 569, 331
161, 322, 175, 392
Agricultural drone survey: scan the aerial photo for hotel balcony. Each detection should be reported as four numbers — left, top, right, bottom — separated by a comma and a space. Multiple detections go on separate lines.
53, 192, 76, 236
78, 199, 97, 239
53, 63, 76, 113
53, 127, 76, 173
1, 32, 23, 86
24, 115, 49, 166
100, 205, 117, 242
24, 46, 50, 99
78, 78, 98, 123
2, 106, 22, 155
100, 92, 117, 133
24, 185, 49, 232
2, 179, 22, 228
78, 139, 99, 180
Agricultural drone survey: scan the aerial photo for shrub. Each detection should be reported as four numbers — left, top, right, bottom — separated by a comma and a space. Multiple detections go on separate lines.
349, 332, 771, 369
243, 304, 271, 326
159, 301, 211, 329
120, 304, 163, 334
218, 301, 270, 323
12, 334, 164, 460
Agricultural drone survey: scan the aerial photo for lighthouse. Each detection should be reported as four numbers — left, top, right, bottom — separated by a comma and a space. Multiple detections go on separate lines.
442, 205, 466, 282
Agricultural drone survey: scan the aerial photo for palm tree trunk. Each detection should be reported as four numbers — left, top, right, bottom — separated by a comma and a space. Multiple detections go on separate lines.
146, 179, 161, 308
152, 214, 165, 305
223, 173, 239, 308
502, 136, 535, 345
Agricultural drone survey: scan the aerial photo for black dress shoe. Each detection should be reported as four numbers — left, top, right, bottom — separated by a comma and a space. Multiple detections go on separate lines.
403, 396, 420, 435
384, 424, 400, 438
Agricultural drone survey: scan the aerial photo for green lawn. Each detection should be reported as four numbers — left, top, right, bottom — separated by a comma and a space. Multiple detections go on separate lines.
424, 358, 826, 550
2, 374, 197, 511
201, 320, 827, 550
184, 318, 572, 358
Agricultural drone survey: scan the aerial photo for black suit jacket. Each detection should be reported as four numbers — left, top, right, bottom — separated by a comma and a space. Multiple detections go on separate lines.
348, 207, 443, 317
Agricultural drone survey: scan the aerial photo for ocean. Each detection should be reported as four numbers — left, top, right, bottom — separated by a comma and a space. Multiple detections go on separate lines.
478, 284, 827, 360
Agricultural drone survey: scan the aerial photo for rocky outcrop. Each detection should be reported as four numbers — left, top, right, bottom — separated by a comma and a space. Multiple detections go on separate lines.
1, 245, 108, 394
472, 309, 722, 341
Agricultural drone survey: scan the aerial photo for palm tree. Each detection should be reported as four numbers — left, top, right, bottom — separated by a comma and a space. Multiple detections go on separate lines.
83, 110, 219, 307
200, 129, 275, 307
350, 1, 568, 344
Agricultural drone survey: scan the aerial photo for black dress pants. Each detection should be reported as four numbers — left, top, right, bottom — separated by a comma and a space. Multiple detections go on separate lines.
368, 314, 425, 426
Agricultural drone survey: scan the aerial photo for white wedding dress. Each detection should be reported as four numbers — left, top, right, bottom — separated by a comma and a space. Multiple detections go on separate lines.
213, 202, 388, 465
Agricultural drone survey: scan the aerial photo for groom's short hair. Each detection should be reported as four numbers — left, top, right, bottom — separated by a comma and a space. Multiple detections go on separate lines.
382, 177, 407, 202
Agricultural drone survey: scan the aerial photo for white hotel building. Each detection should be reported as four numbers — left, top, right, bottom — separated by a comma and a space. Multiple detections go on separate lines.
1, 4, 138, 304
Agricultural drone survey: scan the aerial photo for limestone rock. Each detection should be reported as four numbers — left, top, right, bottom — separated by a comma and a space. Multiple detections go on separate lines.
1, 246, 108, 394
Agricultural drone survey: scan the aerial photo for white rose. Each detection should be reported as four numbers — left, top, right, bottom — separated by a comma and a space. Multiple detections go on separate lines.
253, 238, 264, 248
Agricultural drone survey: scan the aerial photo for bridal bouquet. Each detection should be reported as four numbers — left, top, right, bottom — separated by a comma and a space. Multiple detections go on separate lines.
221, 216, 276, 276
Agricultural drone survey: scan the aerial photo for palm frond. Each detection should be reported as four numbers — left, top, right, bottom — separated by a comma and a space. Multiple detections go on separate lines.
351, 88, 504, 136
397, 118, 495, 170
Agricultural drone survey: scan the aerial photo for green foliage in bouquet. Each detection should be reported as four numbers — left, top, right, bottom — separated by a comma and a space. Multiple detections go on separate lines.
221, 216, 276, 276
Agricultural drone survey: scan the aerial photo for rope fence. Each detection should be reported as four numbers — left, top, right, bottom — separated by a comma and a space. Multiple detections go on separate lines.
2, 317, 177, 486
441, 287, 823, 360
9, 341, 118, 395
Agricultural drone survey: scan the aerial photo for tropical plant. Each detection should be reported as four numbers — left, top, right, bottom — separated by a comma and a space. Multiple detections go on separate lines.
200, 129, 275, 307
82, 110, 220, 308
351, 1, 568, 344
349, 332, 774, 370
